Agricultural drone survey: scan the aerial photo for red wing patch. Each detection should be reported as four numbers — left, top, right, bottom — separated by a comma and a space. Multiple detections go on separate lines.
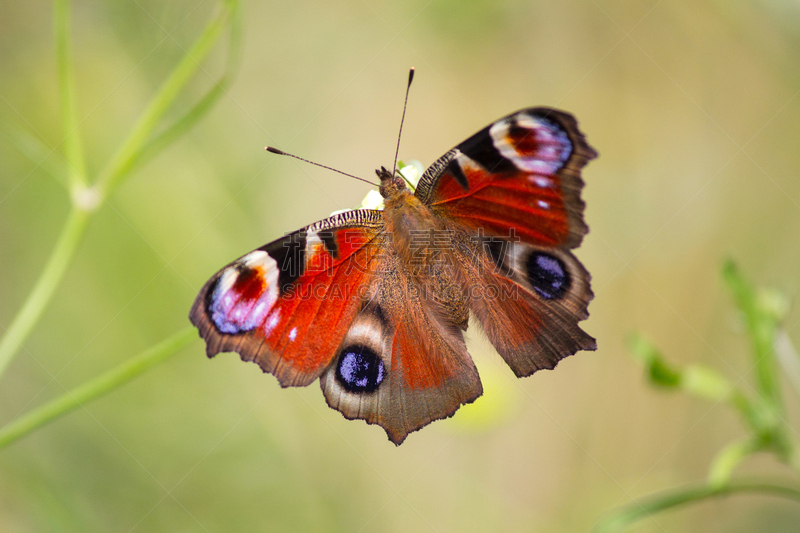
257, 237, 379, 384
190, 211, 384, 387
415, 108, 596, 249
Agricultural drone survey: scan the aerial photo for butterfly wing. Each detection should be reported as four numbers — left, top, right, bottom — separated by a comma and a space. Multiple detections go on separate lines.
415, 108, 597, 373
190, 209, 384, 387
415, 107, 596, 249
462, 237, 595, 376
318, 249, 482, 445
191, 209, 481, 444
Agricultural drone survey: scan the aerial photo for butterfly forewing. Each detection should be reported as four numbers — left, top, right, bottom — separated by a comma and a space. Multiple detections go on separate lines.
190, 210, 384, 387
415, 108, 596, 248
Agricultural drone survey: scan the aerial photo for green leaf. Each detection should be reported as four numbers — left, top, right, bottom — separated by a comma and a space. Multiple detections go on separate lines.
681, 364, 733, 402
627, 332, 681, 388
722, 260, 784, 411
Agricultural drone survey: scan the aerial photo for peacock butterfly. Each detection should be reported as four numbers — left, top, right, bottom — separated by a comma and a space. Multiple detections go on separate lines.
190, 73, 597, 444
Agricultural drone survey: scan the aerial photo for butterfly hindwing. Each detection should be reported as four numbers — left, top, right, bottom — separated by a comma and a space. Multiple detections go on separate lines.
319, 249, 482, 445
462, 235, 595, 376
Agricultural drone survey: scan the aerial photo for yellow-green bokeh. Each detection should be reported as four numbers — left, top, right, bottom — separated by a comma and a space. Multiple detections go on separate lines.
1, 1, 799, 531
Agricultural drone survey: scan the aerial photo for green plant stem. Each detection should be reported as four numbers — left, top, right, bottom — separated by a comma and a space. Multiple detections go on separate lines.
708, 439, 762, 487
129, 0, 242, 176
722, 260, 783, 412
0, 1, 238, 381
0, 208, 89, 376
0, 328, 196, 449
54, 0, 88, 188
593, 479, 800, 533
94, 0, 237, 199
0, 0, 93, 377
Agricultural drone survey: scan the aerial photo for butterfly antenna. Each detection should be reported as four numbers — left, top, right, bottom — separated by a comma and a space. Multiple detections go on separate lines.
391, 67, 415, 176
265, 146, 379, 187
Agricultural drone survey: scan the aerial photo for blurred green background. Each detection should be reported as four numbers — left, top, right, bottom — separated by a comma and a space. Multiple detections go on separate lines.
1, 0, 800, 531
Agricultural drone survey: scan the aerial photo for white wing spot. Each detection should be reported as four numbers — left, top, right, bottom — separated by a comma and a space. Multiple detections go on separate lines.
264, 308, 282, 336
289, 327, 298, 342
537, 200, 550, 210
305, 229, 323, 260
532, 176, 554, 188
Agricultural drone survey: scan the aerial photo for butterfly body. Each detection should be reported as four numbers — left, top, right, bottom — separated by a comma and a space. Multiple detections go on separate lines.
191, 107, 597, 444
